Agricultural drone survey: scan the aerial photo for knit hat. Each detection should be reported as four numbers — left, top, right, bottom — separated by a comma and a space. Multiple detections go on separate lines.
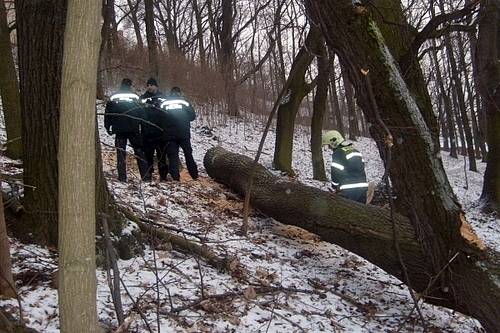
170, 86, 181, 96
146, 77, 158, 86
120, 78, 132, 88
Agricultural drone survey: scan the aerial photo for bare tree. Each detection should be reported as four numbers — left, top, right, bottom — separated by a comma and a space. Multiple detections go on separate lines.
476, 0, 500, 213
58, 0, 101, 331
0, 0, 22, 160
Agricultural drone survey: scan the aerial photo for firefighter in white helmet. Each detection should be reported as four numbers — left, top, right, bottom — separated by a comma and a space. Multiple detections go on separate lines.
322, 130, 368, 203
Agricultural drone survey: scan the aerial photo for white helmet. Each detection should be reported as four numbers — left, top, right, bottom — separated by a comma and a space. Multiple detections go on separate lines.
322, 130, 344, 148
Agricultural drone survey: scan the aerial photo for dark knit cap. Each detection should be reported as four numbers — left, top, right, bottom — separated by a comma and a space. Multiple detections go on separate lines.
170, 86, 181, 95
120, 78, 132, 88
146, 77, 158, 86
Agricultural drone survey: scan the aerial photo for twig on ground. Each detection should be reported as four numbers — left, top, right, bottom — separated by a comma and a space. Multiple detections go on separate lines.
101, 216, 125, 325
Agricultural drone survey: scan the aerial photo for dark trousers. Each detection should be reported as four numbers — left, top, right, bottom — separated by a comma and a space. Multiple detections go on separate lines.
115, 133, 147, 181
165, 138, 198, 181
340, 188, 367, 204
143, 137, 168, 181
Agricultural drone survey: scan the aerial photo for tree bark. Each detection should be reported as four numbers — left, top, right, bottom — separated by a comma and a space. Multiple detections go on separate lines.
476, 0, 500, 213
144, 0, 159, 78
0, 0, 22, 160
192, 0, 206, 66
16, 0, 67, 246
220, 0, 238, 116
341, 65, 359, 140
311, 43, 329, 181
0, 181, 15, 299
127, 0, 144, 51
204, 146, 500, 332
430, 41, 458, 158
328, 54, 345, 134
273, 27, 321, 175
58, 0, 101, 331
467, 21, 488, 162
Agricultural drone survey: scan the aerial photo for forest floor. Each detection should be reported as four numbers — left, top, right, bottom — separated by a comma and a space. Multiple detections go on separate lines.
0, 104, 498, 332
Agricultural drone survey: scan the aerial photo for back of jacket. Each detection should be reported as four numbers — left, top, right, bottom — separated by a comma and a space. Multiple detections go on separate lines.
104, 92, 144, 134
159, 96, 196, 141
142, 105, 167, 140
330, 143, 366, 187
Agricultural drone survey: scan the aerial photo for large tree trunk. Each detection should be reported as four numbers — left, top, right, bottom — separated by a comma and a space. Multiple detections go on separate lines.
220, 0, 238, 117
192, 0, 206, 67
204, 147, 500, 332
273, 27, 321, 175
58, 0, 100, 331
302, 1, 499, 331
16, 0, 67, 246
430, 41, 458, 158
144, 0, 159, 78
341, 66, 360, 140
310, 43, 329, 181
476, 0, 500, 213
127, 0, 144, 51
0, 0, 22, 160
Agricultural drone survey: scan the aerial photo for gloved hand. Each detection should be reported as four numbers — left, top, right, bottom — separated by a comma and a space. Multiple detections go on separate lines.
106, 128, 112, 136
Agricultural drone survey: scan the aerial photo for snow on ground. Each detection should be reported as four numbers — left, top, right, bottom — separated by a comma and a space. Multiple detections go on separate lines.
0, 103, 496, 332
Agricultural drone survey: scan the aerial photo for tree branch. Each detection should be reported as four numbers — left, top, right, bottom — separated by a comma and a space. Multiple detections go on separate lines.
404, 0, 480, 60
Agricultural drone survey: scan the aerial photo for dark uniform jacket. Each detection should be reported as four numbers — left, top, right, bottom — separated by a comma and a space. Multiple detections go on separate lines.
140, 90, 164, 107
330, 143, 367, 190
159, 96, 196, 141
139, 91, 166, 140
104, 91, 143, 134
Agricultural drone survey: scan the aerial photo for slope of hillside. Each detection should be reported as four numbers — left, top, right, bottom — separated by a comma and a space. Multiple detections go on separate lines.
0, 105, 496, 332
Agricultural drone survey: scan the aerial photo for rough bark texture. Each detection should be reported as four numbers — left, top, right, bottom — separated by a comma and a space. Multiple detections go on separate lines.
57, 0, 101, 331
476, 0, 500, 213
205, 147, 500, 332
16, 0, 67, 246
311, 43, 329, 181
273, 27, 321, 175
0, 0, 22, 160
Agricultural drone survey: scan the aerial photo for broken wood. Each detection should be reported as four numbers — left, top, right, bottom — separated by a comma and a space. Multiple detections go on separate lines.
204, 147, 500, 331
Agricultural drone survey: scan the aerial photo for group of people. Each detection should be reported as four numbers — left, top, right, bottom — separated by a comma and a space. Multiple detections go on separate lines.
104, 78, 198, 183
104, 77, 368, 202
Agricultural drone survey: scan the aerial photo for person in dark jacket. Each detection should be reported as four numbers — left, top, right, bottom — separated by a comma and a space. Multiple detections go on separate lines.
159, 86, 198, 181
104, 78, 148, 182
322, 130, 368, 203
139, 78, 168, 181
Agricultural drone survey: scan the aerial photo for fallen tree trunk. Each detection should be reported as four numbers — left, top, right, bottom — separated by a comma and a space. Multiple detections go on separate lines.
204, 147, 500, 331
